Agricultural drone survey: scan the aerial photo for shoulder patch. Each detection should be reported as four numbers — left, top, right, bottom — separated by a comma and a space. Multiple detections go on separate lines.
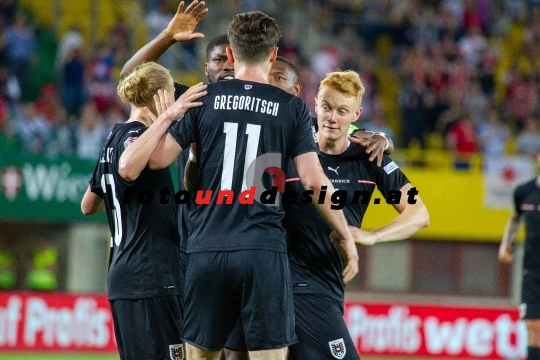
124, 137, 137, 149
383, 161, 398, 174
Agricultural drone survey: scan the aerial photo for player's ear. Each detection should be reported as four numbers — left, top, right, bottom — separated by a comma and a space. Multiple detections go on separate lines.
269, 47, 278, 63
293, 83, 302, 96
226, 47, 235, 64
204, 63, 209, 76
355, 107, 363, 121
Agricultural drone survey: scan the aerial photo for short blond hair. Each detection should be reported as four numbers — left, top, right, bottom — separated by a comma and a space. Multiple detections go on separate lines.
318, 71, 365, 108
117, 62, 173, 107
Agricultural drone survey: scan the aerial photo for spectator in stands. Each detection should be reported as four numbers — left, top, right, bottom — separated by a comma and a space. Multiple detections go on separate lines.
34, 83, 63, 124
12, 103, 51, 154
0, 63, 20, 102
446, 112, 478, 166
26, 236, 59, 291
465, 80, 489, 124
3, 12, 35, 93
55, 24, 84, 71
517, 117, 540, 157
76, 101, 107, 160
60, 46, 86, 115
399, 80, 427, 148
47, 107, 75, 157
87, 43, 116, 115
477, 107, 511, 158
506, 72, 538, 131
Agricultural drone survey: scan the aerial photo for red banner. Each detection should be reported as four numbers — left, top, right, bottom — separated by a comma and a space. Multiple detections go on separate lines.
0, 292, 116, 352
0, 292, 528, 358
344, 302, 526, 359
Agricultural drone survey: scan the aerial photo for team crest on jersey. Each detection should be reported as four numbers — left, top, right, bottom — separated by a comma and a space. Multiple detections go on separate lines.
383, 161, 398, 174
123, 137, 137, 149
169, 343, 184, 360
329, 338, 346, 359
244, 84, 252, 90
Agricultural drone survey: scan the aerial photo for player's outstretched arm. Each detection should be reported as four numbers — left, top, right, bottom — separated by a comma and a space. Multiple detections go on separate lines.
349, 130, 395, 167
293, 152, 359, 283
119, 84, 206, 179
120, 0, 208, 78
499, 210, 522, 264
81, 186, 105, 215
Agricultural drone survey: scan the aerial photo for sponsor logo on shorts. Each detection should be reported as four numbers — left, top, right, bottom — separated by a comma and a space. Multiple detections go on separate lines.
170, 343, 184, 360
519, 303, 527, 319
329, 338, 346, 359
383, 161, 398, 174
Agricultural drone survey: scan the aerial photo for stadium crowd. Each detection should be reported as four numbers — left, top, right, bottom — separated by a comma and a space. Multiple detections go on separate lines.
1, 0, 540, 163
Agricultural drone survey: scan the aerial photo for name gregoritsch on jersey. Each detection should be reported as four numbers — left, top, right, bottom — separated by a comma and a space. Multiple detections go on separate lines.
214, 95, 279, 116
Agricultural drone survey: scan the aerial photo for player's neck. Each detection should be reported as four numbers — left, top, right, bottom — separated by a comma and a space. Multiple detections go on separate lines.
317, 134, 349, 155
127, 107, 152, 127
234, 63, 271, 84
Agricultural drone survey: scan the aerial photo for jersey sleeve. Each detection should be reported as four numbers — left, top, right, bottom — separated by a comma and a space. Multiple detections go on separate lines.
174, 82, 189, 100
290, 99, 317, 158
88, 161, 103, 198
167, 108, 198, 150
372, 155, 410, 198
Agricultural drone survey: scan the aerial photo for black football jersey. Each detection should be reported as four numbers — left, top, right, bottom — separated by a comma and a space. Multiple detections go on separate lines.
514, 179, 540, 272
283, 143, 409, 301
174, 82, 191, 252
168, 79, 317, 253
89, 121, 182, 300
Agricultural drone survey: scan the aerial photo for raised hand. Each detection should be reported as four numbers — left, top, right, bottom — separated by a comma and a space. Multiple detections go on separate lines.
164, 1, 209, 42
162, 83, 207, 121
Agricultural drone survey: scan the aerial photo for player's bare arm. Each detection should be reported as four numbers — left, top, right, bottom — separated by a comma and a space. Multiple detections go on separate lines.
363, 183, 428, 243
330, 183, 429, 246
81, 186, 105, 215
349, 130, 395, 167
499, 210, 522, 264
293, 152, 359, 283
120, 0, 208, 78
119, 84, 206, 179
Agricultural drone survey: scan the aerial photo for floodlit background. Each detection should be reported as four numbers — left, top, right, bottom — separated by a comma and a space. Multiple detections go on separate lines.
0, 0, 537, 358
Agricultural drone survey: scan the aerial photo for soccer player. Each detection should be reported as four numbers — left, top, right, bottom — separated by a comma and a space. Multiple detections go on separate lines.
499, 153, 540, 360
267, 55, 395, 166
283, 70, 429, 359
80, 62, 206, 360
126, 11, 358, 360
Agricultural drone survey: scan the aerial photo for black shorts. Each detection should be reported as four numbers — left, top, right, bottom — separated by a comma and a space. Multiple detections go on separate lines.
520, 270, 540, 319
110, 296, 184, 360
183, 250, 297, 351
288, 293, 360, 360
